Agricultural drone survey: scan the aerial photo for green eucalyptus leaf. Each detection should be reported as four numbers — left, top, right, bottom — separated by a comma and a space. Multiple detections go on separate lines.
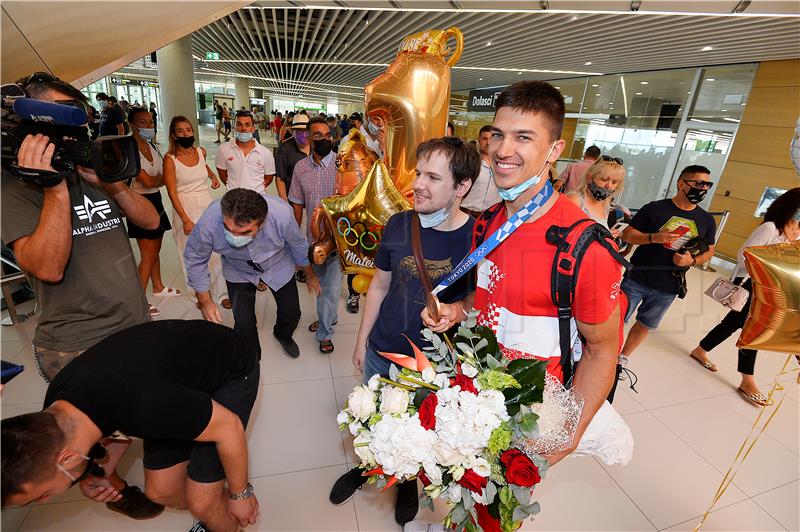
499, 486, 513, 507
451, 503, 468, 524
512, 506, 529, 522
485, 481, 498, 504
511, 486, 531, 506
461, 488, 475, 511
525, 502, 541, 515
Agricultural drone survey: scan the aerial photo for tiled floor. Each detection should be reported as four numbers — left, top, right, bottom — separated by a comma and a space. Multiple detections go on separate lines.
1, 127, 798, 531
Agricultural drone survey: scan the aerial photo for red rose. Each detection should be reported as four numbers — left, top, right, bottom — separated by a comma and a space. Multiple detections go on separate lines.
500, 449, 541, 488
418, 393, 438, 431
452, 374, 479, 395
457, 468, 488, 494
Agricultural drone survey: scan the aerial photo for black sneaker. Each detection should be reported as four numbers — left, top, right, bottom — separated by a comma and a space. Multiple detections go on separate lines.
346, 295, 360, 314
273, 334, 300, 358
106, 484, 164, 520
329, 467, 367, 505
395, 480, 419, 526
189, 522, 209, 532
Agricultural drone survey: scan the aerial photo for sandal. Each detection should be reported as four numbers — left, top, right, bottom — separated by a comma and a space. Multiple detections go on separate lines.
690, 353, 717, 372
737, 387, 772, 407
309, 320, 338, 333
152, 287, 183, 297
319, 339, 334, 354
148, 304, 161, 316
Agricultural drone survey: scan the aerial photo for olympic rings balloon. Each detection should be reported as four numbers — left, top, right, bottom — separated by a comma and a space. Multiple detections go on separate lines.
336, 216, 383, 252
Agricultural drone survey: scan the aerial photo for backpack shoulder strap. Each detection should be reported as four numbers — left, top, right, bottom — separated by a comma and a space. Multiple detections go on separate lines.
546, 220, 631, 386
471, 202, 505, 249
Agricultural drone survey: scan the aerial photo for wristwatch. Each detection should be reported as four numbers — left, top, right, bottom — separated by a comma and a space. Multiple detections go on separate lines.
228, 482, 255, 500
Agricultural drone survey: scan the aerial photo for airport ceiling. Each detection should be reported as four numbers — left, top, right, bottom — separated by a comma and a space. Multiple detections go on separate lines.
167, 1, 798, 103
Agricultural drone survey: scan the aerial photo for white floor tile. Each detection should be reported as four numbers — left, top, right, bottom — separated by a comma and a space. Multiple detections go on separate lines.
0, 507, 30, 532
665, 498, 784, 531
602, 411, 748, 530
18, 501, 191, 531
717, 388, 800, 456
752, 480, 800, 532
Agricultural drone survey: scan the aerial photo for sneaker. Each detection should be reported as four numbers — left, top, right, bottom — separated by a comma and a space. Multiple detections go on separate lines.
273, 334, 300, 359
395, 480, 419, 526
105, 484, 164, 520
329, 467, 367, 505
346, 294, 360, 314
617, 354, 629, 381
189, 522, 209, 532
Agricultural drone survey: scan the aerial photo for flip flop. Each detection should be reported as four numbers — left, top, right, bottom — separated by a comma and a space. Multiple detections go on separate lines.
148, 304, 161, 317
152, 287, 183, 297
690, 353, 717, 372
309, 320, 338, 333
737, 387, 772, 407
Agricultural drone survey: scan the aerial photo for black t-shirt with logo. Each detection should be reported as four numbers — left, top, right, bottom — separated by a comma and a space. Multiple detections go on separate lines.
44, 320, 257, 439
99, 105, 124, 136
626, 198, 716, 294
1, 171, 149, 350
369, 211, 474, 355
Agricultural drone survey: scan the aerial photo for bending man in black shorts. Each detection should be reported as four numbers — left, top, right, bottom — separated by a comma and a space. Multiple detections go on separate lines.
1, 320, 261, 531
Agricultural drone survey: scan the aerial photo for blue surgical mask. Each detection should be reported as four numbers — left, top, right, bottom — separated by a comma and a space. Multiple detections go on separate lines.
138, 128, 155, 141
497, 142, 557, 202
793, 210, 800, 222
418, 207, 449, 229
235, 132, 253, 143
366, 118, 380, 136
224, 228, 254, 248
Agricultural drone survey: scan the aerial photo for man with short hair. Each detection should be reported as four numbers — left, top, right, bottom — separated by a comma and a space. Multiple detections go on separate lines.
274, 113, 310, 201
288, 116, 344, 354
425, 81, 625, 469
215, 111, 276, 195
96, 92, 125, 136
2, 73, 162, 520
618, 165, 716, 366
341, 113, 382, 157
1, 320, 261, 532
461, 124, 501, 216
559, 144, 601, 194
327, 115, 343, 149
185, 188, 321, 359
330, 136, 480, 526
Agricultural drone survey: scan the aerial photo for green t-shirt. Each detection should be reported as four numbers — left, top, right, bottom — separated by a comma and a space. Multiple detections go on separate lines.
1, 171, 149, 351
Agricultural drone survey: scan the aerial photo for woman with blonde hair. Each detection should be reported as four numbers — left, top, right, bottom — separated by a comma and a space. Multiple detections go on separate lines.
566, 155, 626, 235
162, 116, 230, 308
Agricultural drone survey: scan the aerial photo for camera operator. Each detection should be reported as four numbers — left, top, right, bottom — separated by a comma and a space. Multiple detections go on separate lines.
0, 72, 162, 520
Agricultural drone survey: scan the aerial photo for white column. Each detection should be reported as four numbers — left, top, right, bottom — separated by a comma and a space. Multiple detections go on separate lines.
156, 36, 199, 139
235, 77, 250, 112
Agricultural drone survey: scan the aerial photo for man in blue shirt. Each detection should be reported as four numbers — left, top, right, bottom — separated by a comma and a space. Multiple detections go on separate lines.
185, 189, 321, 359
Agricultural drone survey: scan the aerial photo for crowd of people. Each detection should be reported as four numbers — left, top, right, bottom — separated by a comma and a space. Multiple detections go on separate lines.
2, 71, 798, 532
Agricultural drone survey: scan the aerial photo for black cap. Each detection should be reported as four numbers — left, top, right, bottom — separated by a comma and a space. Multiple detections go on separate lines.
348, 113, 362, 122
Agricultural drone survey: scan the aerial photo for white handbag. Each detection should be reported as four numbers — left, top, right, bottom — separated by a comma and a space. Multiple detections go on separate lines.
704, 277, 749, 312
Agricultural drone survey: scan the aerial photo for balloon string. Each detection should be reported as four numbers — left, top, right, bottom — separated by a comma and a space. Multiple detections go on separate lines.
693, 354, 796, 532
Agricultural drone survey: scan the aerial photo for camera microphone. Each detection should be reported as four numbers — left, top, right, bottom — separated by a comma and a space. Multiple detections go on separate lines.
12, 98, 87, 127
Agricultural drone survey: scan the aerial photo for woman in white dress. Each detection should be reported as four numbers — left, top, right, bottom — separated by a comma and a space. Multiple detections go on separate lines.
163, 116, 229, 308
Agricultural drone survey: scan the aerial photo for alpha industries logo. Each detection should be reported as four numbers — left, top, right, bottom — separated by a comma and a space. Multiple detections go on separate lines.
74, 195, 112, 223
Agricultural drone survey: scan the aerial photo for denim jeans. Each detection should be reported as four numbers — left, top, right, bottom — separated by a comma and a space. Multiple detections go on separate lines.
362, 344, 391, 384
312, 254, 343, 342
621, 276, 677, 330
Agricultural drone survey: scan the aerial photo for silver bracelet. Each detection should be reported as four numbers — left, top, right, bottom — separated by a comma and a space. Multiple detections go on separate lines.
228, 482, 254, 500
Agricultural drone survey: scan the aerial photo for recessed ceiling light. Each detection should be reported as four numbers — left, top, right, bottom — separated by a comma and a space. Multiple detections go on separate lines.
486, 41, 492, 46
591, 84, 599, 87
517, 71, 522, 75
571, 15, 578, 20
554, 86, 560, 89
721, 109, 727, 111
741, 103, 747, 106
479, 78, 483, 80
635, 92, 643, 95
595, 93, 601, 96
585, 61, 592, 66
688, 91, 692, 94
640, 81, 648, 85
701, 46, 713, 51
706, 78, 716, 81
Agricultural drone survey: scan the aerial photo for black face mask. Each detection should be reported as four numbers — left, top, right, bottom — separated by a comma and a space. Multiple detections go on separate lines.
313, 139, 333, 158
685, 185, 707, 204
176, 136, 195, 149
588, 181, 614, 201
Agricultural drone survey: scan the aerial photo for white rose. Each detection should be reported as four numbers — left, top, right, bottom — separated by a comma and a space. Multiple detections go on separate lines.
380, 385, 410, 415
353, 433, 376, 466
461, 363, 478, 378
421, 367, 436, 383
336, 411, 350, 426
433, 440, 463, 467
348, 421, 362, 436
422, 462, 443, 486
367, 374, 381, 391
470, 457, 492, 478
347, 385, 376, 422
433, 373, 450, 389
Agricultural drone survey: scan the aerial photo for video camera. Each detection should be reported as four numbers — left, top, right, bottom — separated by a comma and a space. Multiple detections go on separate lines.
0, 83, 140, 187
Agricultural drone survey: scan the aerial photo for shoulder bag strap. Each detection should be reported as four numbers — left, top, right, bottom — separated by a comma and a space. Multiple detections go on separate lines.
411, 213, 441, 322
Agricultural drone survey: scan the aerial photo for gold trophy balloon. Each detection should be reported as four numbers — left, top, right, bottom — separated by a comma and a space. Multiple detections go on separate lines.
364, 27, 464, 200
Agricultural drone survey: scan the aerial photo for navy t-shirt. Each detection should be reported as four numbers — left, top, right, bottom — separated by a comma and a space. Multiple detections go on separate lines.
369, 211, 474, 355
627, 198, 716, 294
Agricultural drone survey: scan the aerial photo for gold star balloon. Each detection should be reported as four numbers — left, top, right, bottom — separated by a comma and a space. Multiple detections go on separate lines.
320, 159, 411, 277
738, 241, 800, 353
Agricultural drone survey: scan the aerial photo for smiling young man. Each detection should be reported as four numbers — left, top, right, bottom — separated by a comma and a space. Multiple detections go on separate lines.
424, 81, 625, 468
215, 111, 275, 195
329, 137, 480, 526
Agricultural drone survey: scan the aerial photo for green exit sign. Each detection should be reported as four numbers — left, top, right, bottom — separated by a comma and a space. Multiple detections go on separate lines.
205, 52, 220, 60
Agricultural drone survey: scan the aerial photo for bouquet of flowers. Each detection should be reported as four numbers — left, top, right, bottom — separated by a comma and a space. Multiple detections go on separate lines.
337, 312, 564, 532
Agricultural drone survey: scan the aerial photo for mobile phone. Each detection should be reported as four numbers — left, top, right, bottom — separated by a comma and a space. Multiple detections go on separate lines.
610, 221, 629, 233
1, 361, 24, 384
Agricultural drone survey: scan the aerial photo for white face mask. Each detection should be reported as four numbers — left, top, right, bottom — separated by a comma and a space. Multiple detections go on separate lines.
497, 142, 557, 202
418, 207, 449, 228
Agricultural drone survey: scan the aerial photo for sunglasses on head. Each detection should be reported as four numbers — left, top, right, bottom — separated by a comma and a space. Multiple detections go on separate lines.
21, 72, 58, 87
600, 155, 624, 165
682, 179, 714, 189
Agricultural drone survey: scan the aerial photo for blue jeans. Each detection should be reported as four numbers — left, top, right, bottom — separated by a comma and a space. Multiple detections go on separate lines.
621, 276, 677, 330
312, 254, 343, 341
362, 343, 390, 384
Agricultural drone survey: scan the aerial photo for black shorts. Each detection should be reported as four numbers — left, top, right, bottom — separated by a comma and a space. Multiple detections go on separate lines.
142, 363, 260, 483
126, 191, 172, 240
